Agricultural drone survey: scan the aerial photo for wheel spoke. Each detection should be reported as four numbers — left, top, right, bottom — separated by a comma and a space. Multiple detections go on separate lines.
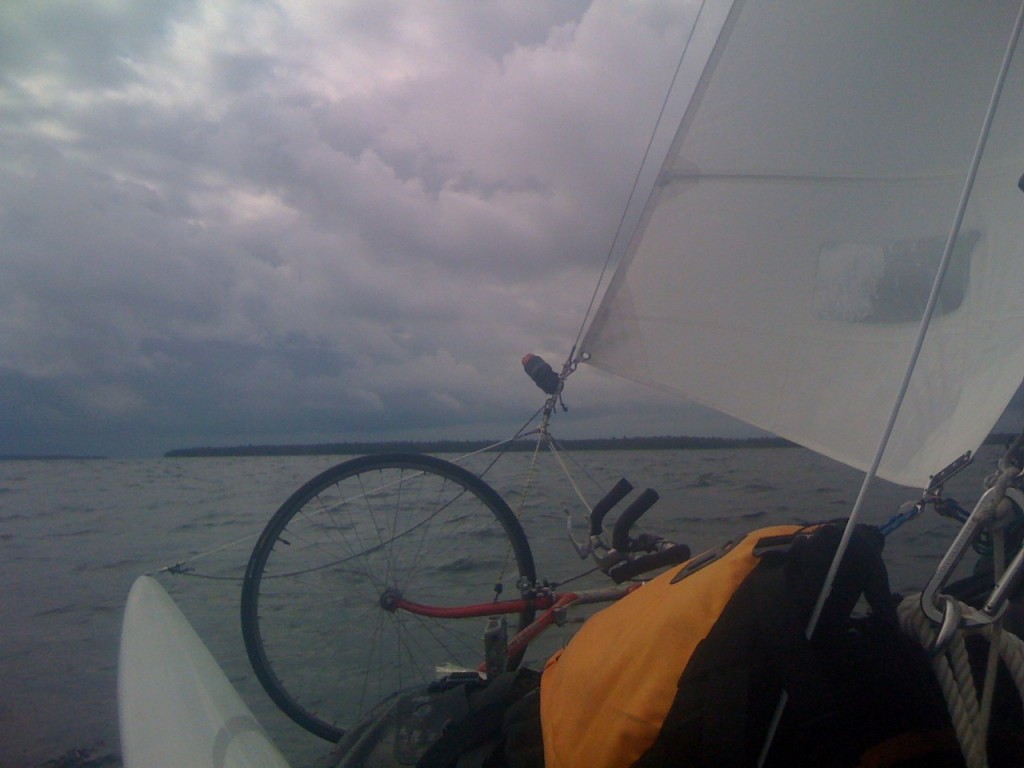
240, 453, 536, 742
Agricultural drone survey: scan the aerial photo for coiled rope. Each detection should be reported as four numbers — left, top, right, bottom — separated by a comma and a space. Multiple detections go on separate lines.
897, 594, 1024, 768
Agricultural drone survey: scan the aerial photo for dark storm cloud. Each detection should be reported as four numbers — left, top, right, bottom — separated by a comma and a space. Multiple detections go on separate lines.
0, 1, 707, 456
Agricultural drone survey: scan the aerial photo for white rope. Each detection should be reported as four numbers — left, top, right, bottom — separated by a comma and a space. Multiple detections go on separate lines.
993, 625, 1024, 702
898, 594, 1024, 768
898, 595, 987, 767
546, 440, 593, 515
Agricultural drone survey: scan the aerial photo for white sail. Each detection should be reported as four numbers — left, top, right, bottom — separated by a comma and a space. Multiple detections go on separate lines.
581, 1, 1024, 487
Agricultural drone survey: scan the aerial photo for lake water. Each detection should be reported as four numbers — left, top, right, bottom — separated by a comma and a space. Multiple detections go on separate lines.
0, 444, 1004, 767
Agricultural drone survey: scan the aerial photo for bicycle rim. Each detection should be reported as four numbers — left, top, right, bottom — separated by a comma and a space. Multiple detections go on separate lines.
240, 453, 536, 742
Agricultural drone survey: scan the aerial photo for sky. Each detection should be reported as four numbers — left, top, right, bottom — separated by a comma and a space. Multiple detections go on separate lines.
6, 2, 1024, 460
2, 0, 766, 457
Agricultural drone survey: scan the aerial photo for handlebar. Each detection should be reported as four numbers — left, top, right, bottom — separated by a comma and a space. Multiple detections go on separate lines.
589, 478, 634, 536
584, 479, 691, 581
608, 543, 691, 584
612, 488, 660, 552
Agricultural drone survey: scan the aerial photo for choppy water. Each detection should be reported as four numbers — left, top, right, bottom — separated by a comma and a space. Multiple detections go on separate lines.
0, 445, 1004, 767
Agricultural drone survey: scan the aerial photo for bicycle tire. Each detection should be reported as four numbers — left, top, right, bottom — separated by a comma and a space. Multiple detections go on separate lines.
241, 453, 537, 742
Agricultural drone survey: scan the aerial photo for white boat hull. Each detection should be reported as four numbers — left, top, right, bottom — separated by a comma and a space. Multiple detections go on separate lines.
118, 576, 292, 768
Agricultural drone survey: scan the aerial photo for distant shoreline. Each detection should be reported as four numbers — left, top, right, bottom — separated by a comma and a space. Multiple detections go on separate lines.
1, 433, 1016, 461
162, 431, 1022, 458
0, 454, 108, 461
164, 436, 796, 457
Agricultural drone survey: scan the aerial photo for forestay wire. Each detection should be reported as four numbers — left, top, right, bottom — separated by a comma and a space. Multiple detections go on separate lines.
759, 3, 1024, 764
566, 2, 709, 367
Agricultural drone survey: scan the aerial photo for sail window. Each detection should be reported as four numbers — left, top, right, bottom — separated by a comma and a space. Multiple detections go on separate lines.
813, 230, 977, 323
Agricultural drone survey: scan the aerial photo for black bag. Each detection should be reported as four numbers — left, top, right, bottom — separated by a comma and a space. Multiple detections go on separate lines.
542, 522, 952, 768
335, 668, 541, 768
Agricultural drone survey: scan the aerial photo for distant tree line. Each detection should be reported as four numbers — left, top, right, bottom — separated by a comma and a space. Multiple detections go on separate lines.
0, 453, 108, 461
163, 435, 798, 458
2, 431, 1017, 461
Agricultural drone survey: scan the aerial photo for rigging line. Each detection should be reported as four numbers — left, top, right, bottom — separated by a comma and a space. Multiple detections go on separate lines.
546, 438, 593, 513
758, 4, 1024, 765
158, 530, 263, 572
484, 403, 549, 460
807, 0, 1024, 650
160, 420, 546, 574
495, 430, 547, 591
662, 169, 996, 184
468, 404, 549, 481
164, 571, 243, 582
567, 0, 709, 360
553, 564, 602, 588
546, 432, 614, 510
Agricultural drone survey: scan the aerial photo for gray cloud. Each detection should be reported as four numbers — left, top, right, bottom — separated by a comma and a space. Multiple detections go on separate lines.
0, 0, 729, 456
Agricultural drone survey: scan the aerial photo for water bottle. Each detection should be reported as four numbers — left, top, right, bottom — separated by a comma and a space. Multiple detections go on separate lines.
522, 354, 561, 395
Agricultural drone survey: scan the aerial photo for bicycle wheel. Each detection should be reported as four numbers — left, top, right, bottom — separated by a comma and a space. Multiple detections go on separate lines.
241, 453, 537, 742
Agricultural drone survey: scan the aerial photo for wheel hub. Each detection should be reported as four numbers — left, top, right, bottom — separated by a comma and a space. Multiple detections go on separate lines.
379, 586, 403, 611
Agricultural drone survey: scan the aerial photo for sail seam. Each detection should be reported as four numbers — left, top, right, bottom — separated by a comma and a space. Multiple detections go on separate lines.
661, 170, 1003, 184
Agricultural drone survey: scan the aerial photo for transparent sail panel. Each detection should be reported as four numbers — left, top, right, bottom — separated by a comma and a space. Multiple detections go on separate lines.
582, 1, 1024, 487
